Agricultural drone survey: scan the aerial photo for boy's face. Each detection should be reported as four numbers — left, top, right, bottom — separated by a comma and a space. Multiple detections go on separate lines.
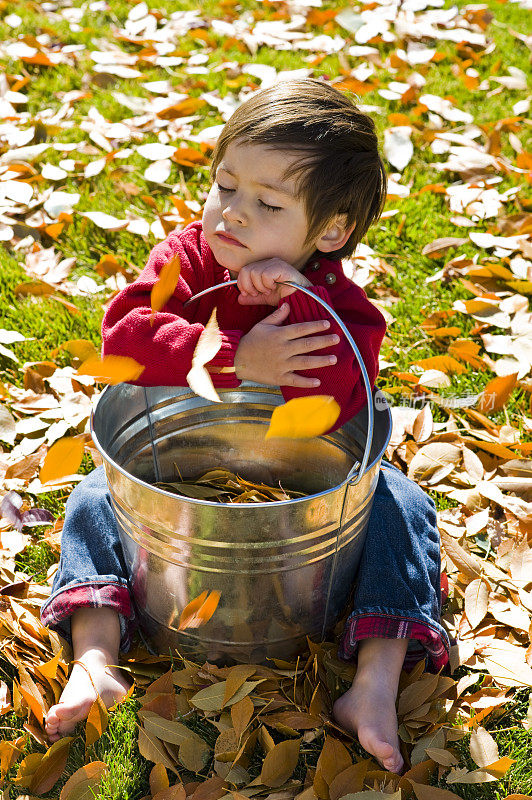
202, 140, 318, 274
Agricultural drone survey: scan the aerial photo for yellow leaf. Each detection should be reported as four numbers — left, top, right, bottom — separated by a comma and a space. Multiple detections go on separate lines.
39, 437, 84, 485
186, 308, 222, 403
150, 254, 182, 322
266, 395, 340, 440
77, 354, 145, 384
414, 355, 467, 375
178, 590, 220, 631
478, 373, 518, 414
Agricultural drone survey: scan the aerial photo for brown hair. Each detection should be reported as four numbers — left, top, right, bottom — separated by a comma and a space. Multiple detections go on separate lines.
210, 78, 387, 259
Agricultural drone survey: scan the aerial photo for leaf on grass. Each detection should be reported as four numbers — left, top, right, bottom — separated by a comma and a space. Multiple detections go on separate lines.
222, 665, 257, 708
178, 590, 220, 631
259, 738, 300, 787
77, 354, 145, 384
409, 781, 464, 800
137, 726, 180, 774
179, 736, 210, 772
266, 395, 340, 440
314, 736, 352, 798
39, 436, 84, 485
478, 373, 518, 414
151, 254, 182, 323
59, 761, 109, 800
414, 355, 467, 375
85, 694, 108, 749
30, 736, 73, 794
186, 308, 222, 403
413, 404, 433, 442
231, 695, 255, 739
150, 763, 170, 795
329, 761, 370, 800
483, 756, 516, 778
407, 443, 462, 484
440, 530, 481, 580
190, 680, 264, 712
464, 579, 489, 630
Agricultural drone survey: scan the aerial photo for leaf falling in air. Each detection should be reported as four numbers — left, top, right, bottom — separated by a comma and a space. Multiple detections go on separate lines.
150, 253, 181, 324
186, 308, 222, 402
39, 436, 85, 485
178, 590, 221, 631
77, 354, 145, 384
265, 395, 341, 440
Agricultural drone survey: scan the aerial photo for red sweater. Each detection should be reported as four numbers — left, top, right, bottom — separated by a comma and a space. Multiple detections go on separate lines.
102, 221, 386, 431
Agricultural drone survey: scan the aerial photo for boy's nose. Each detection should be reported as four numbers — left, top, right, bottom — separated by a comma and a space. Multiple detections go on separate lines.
222, 200, 246, 225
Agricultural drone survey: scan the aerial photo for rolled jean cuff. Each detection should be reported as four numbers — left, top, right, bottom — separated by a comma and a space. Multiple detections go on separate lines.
40, 579, 137, 653
338, 612, 450, 673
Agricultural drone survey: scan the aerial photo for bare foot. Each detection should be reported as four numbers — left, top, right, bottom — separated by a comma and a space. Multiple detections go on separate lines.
333, 674, 404, 773
45, 649, 132, 742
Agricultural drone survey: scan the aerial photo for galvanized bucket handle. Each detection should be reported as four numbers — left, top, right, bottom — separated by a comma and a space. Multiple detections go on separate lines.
185, 279, 374, 486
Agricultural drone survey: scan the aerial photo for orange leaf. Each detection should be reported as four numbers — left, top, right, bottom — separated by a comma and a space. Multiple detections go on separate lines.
77, 354, 145, 384
266, 395, 340, 440
414, 355, 467, 375
39, 437, 84, 485
178, 590, 220, 631
85, 695, 108, 749
30, 737, 73, 794
478, 373, 518, 414
150, 763, 170, 795
59, 761, 109, 800
150, 254, 182, 321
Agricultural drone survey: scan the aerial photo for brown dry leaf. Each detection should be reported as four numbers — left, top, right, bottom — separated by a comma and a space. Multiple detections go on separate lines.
30, 736, 73, 794
259, 738, 300, 788
59, 761, 109, 800
407, 443, 462, 484
422, 237, 469, 257
328, 761, 369, 800
179, 736, 210, 772
413, 404, 433, 443
409, 781, 464, 800
464, 578, 490, 629
478, 373, 518, 414
77, 354, 145, 384
190, 680, 264, 712
266, 396, 341, 440
440, 530, 482, 580
85, 694, 108, 750
153, 785, 187, 800
137, 726, 180, 774
186, 308, 222, 403
150, 763, 170, 795
150, 254, 182, 323
178, 590, 220, 631
39, 436, 84, 485
314, 736, 352, 799
230, 695, 254, 739
222, 664, 256, 708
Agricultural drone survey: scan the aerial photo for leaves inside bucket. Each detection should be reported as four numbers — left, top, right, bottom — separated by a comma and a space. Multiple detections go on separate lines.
154, 467, 306, 503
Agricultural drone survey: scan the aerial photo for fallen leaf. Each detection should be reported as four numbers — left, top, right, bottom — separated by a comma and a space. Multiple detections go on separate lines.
39, 436, 84, 485
59, 761, 109, 800
259, 738, 300, 787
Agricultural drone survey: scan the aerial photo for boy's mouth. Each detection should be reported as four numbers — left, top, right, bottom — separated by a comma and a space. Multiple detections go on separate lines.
216, 230, 247, 248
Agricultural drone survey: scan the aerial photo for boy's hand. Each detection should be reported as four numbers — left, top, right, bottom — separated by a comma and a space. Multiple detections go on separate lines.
237, 258, 312, 306
234, 303, 339, 388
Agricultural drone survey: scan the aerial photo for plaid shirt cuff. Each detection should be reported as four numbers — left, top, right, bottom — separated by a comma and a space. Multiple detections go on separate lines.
338, 613, 450, 673
40, 581, 138, 653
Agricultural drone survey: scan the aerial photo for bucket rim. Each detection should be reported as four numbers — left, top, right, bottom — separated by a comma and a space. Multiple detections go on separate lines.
90, 384, 392, 508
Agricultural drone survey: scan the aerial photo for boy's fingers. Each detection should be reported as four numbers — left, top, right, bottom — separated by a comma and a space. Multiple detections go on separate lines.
282, 374, 321, 388
262, 303, 291, 324
288, 333, 340, 355
284, 320, 332, 339
289, 354, 337, 370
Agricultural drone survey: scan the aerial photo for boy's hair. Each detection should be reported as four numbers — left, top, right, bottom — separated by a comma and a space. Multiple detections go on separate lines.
210, 78, 387, 260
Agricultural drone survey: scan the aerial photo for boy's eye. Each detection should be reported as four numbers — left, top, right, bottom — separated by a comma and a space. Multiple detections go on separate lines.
217, 183, 234, 193
259, 200, 282, 213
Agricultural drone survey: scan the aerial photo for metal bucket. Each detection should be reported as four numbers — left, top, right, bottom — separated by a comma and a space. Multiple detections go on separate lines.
91, 282, 392, 663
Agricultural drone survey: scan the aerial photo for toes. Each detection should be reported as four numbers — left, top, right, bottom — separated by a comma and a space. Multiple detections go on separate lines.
382, 752, 404, 774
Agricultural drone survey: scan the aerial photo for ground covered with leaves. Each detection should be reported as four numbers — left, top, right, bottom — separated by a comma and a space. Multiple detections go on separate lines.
0, 0, 532, 797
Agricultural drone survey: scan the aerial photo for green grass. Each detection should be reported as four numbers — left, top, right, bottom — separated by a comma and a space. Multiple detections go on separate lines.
1, 0, 531, 795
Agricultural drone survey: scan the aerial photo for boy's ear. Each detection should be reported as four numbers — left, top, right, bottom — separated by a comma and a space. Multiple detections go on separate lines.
315, 215, 356, 253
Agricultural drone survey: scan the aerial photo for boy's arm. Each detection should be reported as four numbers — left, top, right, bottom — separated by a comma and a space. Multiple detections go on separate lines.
280, 258, 386, 430
101, 228, 243, 388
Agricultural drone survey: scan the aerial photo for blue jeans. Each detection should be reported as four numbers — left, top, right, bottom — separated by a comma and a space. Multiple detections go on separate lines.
40, 463, 450, 669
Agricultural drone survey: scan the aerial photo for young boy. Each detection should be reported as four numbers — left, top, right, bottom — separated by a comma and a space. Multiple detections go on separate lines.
41, 79, 449, 773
